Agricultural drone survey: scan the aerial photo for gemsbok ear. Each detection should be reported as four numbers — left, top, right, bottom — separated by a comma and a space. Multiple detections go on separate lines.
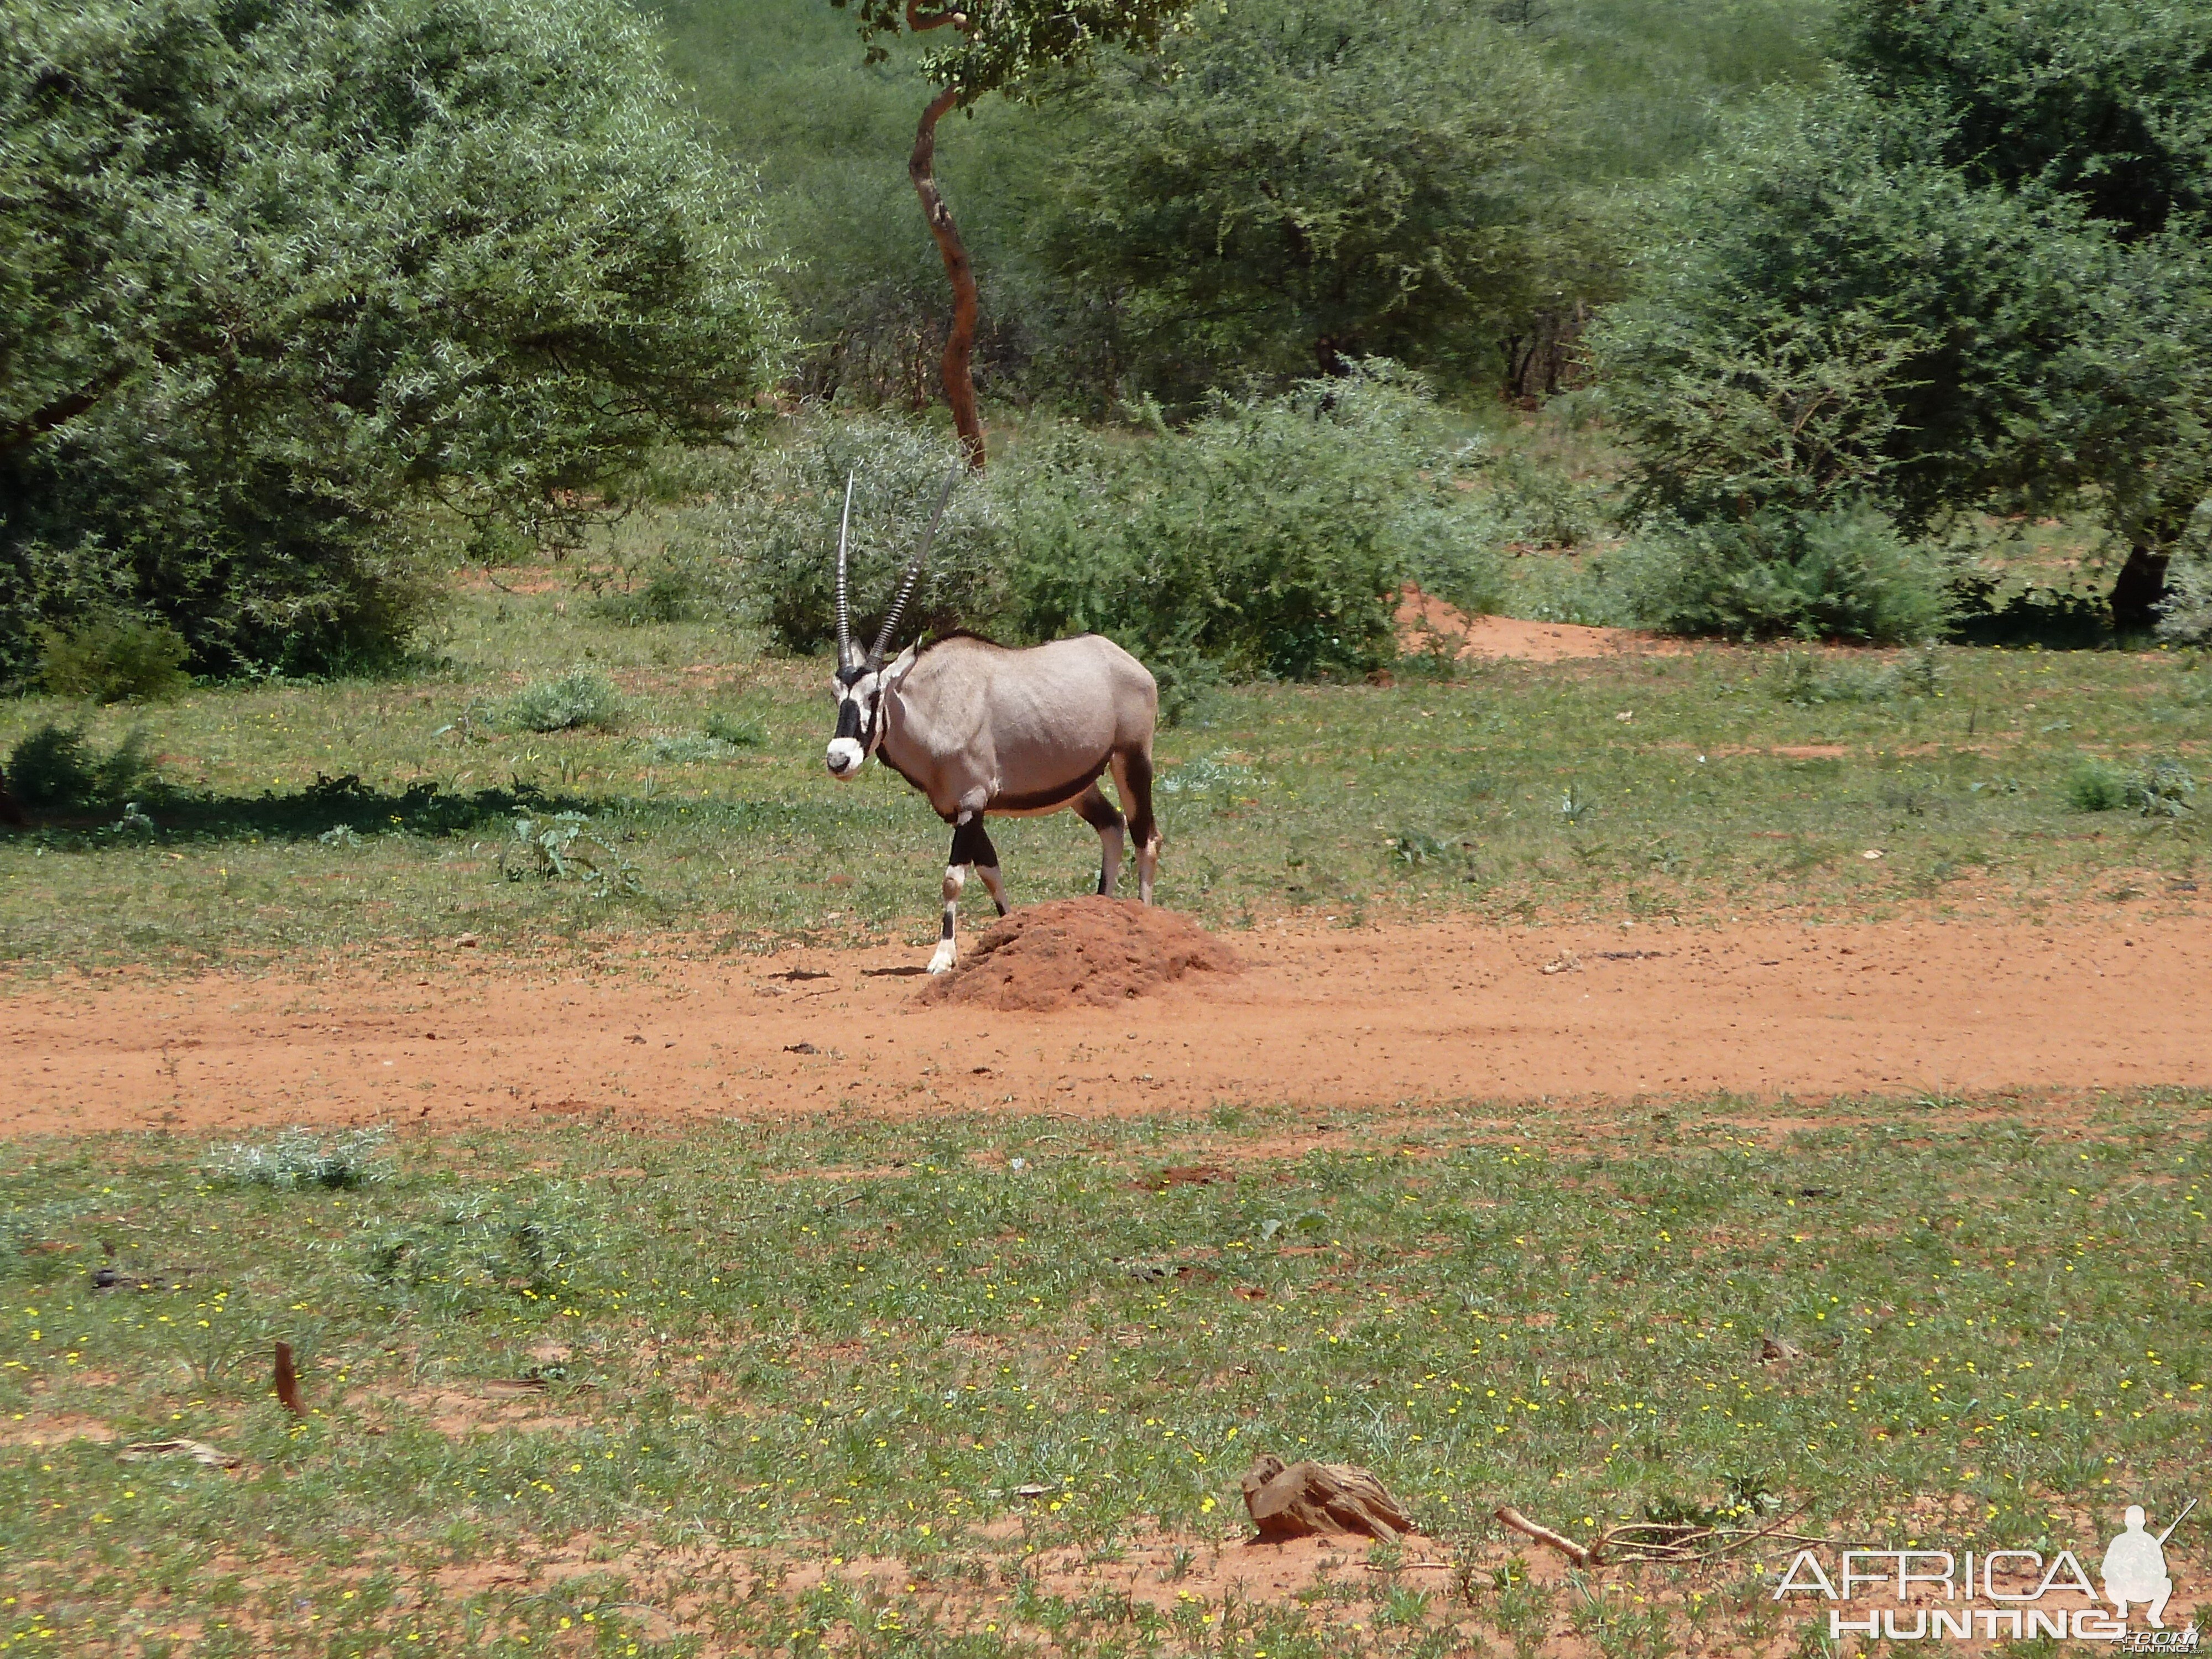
882, 643, 921, 689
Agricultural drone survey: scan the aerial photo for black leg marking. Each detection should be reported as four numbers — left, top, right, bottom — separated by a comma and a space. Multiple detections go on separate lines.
1120, 749, 1159, 850
950, 817, 998, 869
979, 865, 1009, 915
1074, 783, 1125, 834
940, 911, 954, 940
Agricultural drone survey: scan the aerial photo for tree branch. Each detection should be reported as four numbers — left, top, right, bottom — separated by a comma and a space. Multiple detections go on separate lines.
911, 82, 987, 468
905, 0, 967, 31
2, 367, 129, 456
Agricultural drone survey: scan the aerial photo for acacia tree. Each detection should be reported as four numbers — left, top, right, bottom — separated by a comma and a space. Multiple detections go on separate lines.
1035, 0, 1587, 404
1, 0, 786, 682
1592, 0, 2212, 634
831, 0, 1195, 467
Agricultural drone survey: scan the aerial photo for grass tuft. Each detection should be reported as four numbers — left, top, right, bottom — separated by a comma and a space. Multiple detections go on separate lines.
201, 1126, 395, 1191
507, 667, 625, 732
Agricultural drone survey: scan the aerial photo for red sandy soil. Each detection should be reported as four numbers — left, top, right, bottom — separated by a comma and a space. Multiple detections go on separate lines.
1396, 585, 1693, 662
6, 908, 2206, 1139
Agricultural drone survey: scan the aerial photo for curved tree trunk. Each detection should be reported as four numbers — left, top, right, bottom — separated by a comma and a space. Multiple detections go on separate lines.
910, 84, 987, 471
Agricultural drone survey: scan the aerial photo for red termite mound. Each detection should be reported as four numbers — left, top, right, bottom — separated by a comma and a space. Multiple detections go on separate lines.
917, 896, 1241, 1013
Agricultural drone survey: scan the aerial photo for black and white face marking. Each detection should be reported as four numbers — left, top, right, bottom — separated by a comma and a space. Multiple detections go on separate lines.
825, 661, 883, 779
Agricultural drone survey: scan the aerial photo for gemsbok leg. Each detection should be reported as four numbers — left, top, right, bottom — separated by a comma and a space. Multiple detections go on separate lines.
930, 814, 1004, 974
1110, 747, 1161, 904
1074, 782, 1127, 896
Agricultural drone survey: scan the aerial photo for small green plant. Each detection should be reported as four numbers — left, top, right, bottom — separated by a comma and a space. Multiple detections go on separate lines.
362, 1186, 591, 1306
2066, 757, 2195, 816
2137, 757, 2197, 817
503, 810, 641, 895
39, 615, 191, 703
203, 1127, 394, 1191
507, 669, 625, 732
647, 734, 733, 764
1390, 827, 1449, 866
1496, 452, 1604, 549
3, 722, 152, 807
2064, 760, 2132, 813
703, 711, 767, 747
1771, 648, 1940, 705
589, 566, 696, 625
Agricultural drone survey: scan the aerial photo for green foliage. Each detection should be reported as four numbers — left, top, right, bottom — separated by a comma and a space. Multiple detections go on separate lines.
711, 414, 1009, 655
1591, 7, 2212, 611
2067, 755, 2197, 818
997, 370, 1503, 692
36, 615, 190, 703
501, 810, 643, 895
703, 711, 769, 747
362, 1185, 592, 1308
2, 722, 150, 808
832, 0, 1194, 102
506, 671, 625, 734
1616, 502, 1956, 643
2158, 500, 2212, 645
2064, 759, 2135, 815
1038, 0, 1596, 401
1770, 648, 1940, 705
718, 377, 1504, 700
202, 1128, 394, 1192
588, 568, 698, 627
1838, 0, 2212, 237
0, 0, 787, 685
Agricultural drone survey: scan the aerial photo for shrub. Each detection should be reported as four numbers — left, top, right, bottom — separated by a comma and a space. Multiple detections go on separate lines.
997, 368, 1503, 691
589, 567, 697, 626
3, 723, 152, 807
1616, 502, 1955, 643
709, 414, 1009, 655
2065, 760, 2133, 813
362, 1186, 590, 1308
38, 617, 191, 703
1771, 648, 1940, 705
204, 1127, 394, 1191
714, 372, 1504, 707
507, 670, 625, 733
2064, 756, 2196, 816
1, 0, 785, 686
2158, 500, 2212, 645
2138, 757, 2198, 818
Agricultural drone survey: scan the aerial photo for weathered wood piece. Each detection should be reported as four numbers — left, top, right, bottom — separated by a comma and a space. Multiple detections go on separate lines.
1241, 1454, 1415, 1542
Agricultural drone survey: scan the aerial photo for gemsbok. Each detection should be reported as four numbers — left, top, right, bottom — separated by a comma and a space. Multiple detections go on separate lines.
822, 472, 1162, 973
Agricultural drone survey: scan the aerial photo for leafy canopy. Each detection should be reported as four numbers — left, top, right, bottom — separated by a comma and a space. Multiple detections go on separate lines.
1592, 0, 2212, 620
831, 0, 1194, 100
1036, 0, 1588, 399
0, 0, 787, 682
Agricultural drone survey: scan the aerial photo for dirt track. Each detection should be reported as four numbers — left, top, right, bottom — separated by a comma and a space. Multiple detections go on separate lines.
7, 908, 2206, 1138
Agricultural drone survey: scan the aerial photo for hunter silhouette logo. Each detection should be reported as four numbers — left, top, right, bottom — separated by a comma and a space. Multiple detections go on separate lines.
1771, 1497, 2200, 1645
2106, 1502, 2194, 1629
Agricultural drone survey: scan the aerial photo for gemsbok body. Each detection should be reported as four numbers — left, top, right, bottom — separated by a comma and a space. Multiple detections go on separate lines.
822, 474, 1162, 973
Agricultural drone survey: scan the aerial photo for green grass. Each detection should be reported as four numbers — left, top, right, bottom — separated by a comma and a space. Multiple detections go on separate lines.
2, 1092, 2204, 1652
3, 584, 2209, 974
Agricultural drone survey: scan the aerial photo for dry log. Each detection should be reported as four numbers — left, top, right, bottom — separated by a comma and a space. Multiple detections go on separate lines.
1495, 1506, 1599, 1566
1241, 1454, 1415, 1542
119, 1438, 241, 1469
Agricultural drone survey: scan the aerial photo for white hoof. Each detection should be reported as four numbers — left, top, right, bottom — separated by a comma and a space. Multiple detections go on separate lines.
927, 942, 957, 975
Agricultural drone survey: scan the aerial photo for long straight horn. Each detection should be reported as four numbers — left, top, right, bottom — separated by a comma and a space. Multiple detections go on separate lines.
834, 473, 855, 659
869, 465, 959, 664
